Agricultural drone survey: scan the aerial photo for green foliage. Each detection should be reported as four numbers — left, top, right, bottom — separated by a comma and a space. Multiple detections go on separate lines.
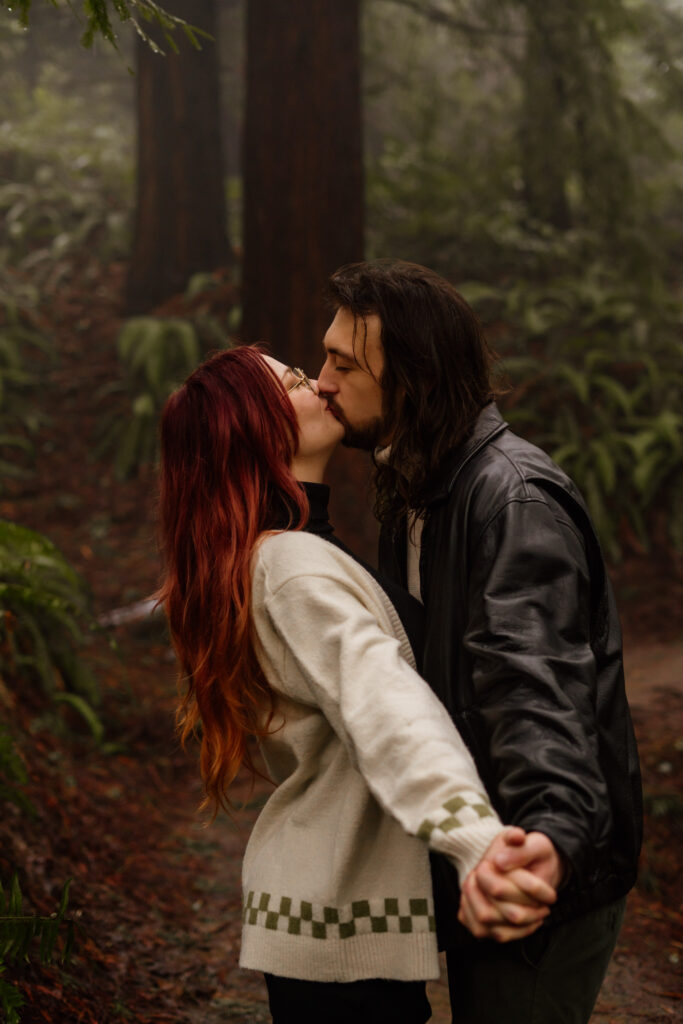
0, 873, 75, 1024
366, 0, 683, 289
460, 268, 683, 560
98, 271, 238, 479
0, 725, 34, 817
364, 0, 520, 278
0, 83, 133, 274
368, 0, 683, 262
364, 0, 683, 558
2, 0, 207, 53
0, 974, 23, 1024
0, 270, 51, 487
96, 316, 203, 479
0, 520, 101, 730
0, 168, 128, 273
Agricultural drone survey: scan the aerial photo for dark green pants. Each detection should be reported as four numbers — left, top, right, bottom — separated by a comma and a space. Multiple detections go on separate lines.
446, 897, 626, 1024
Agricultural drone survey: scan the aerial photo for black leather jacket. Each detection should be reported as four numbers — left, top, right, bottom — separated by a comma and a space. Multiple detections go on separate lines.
378, 404, 642, 935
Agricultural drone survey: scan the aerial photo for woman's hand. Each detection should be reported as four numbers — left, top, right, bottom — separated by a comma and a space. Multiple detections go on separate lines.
458, 827, 562, 943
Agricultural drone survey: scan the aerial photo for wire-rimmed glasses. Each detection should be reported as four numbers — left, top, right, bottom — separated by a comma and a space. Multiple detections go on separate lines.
285, 367, 316, 394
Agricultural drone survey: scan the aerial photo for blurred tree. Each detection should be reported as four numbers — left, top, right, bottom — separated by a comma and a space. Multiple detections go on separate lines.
517, 2, 573, 230
515, 0, 637, 240
374, 0, 671, 253
126, 0, 231, 312
242, 0, 364, 367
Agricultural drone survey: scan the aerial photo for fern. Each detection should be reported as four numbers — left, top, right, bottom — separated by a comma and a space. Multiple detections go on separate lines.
0, 725, 33, 817
482, 267, 683, 558
0, 874, 76, 1024
97, 312, 229, 479
0, 521, 102, 735
0, 272, 52, 489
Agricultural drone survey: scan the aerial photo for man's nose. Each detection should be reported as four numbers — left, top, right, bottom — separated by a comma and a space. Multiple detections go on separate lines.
317, 362, 336, 394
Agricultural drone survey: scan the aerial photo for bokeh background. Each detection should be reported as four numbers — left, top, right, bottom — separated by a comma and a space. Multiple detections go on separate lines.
0, 3, 681, 1022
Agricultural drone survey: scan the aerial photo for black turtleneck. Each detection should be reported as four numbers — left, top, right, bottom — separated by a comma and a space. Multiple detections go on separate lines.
298, 482, 425, 663
302, 481, 336, 538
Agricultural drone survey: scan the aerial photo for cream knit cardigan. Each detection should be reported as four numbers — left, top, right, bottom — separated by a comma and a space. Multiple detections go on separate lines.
240, 531, 503, 983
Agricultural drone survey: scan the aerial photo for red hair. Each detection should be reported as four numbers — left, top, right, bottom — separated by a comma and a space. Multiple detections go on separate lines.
158, 347, 308, 813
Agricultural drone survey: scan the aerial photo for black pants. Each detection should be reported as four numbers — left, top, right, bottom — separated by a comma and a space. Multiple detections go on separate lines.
445, 897, 626, 1024
264, 974, 432, 1024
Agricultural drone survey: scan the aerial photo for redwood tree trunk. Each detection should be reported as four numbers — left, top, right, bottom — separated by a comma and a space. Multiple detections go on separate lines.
518, 0, 573, 231
127, 0, 231, 312
242, 0, 364, 366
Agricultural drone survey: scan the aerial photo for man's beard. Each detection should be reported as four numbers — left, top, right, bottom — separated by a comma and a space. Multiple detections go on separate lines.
329, 406, 385, 452
341, 420, 385, 451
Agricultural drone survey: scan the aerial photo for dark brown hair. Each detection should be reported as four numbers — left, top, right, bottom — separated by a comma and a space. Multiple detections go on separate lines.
327, 259, 498, 528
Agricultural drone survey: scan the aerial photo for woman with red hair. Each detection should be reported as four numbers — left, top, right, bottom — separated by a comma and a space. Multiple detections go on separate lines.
159, 347, 553, 1024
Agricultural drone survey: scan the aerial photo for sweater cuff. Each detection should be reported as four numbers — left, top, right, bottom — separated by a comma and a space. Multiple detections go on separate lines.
421, 814, 504, 887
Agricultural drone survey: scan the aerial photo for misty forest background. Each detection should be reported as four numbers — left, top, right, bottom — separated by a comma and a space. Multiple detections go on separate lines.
0, 2, 682, 1023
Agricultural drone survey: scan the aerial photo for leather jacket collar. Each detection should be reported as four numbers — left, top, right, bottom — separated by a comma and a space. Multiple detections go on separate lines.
429, 402, 508, 504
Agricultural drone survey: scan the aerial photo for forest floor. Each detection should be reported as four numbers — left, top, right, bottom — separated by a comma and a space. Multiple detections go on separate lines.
1, 261, 681, 1023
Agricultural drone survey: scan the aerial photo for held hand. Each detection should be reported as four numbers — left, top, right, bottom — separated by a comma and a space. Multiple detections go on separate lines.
458, 828, 562, 943
491, 828, 567, 891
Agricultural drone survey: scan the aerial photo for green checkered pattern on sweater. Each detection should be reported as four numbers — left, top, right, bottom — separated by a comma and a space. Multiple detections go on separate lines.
243, 891, 436, 940
417, 792, 494, 842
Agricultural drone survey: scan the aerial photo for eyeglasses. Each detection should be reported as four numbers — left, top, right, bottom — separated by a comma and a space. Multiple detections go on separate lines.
285, 367, 316, 394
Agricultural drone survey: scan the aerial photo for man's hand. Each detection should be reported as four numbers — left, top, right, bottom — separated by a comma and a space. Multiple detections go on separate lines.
458, 828, 564, 943
490, 828, 567, 890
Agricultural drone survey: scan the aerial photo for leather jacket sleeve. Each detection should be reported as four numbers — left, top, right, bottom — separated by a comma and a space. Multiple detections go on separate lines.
462, 493, 612, 884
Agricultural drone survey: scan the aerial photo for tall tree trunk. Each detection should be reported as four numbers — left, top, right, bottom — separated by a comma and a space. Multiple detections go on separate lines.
127, 0, 231, 313
518, 2, 573, 230
242, 0, 364, 367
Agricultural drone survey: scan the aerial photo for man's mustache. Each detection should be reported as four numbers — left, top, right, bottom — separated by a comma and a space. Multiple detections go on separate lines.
324, 398, 344, 421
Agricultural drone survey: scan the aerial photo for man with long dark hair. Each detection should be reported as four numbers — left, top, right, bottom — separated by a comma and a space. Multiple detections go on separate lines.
318, 259, 642, 1024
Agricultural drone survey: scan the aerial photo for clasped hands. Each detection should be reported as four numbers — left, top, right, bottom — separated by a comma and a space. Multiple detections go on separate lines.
459, 828, 565, 943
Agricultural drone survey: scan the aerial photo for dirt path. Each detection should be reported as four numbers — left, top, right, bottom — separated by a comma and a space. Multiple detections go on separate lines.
623, 641, 683, 705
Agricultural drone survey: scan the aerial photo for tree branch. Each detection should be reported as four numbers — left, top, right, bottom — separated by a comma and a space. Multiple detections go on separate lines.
374, 0, 526, 38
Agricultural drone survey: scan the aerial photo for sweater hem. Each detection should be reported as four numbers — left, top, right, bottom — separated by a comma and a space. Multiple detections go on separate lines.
239, 927, 440, 982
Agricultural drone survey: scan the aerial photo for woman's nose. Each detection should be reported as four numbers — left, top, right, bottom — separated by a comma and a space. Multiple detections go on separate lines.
310, 377, 320, 396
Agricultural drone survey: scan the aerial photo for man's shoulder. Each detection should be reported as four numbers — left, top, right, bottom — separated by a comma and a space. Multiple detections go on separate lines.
441, 420, 592, 542
458, 422, 583, 505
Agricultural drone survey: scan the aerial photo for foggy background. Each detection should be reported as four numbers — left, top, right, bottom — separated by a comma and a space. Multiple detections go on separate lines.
0, 3, 681, 1022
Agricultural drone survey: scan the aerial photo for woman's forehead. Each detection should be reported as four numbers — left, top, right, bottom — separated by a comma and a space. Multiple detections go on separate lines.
262, 354, 288, 379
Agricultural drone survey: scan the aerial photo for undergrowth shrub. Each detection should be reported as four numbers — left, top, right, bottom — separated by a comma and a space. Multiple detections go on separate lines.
0, 724, 33, 817
0, 81, 132, 279
461, 267, 683, 560
96, 316, 202, 479
98, 273, 238, 479
0, 270, 52, 486
0, 874, 75, 1024
0, 521, 102, 739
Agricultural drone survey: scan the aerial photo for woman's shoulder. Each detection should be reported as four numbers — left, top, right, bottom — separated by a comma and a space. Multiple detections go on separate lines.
252, 531, 411, 658
253, 531, 376, 596
256, 530, 347, 576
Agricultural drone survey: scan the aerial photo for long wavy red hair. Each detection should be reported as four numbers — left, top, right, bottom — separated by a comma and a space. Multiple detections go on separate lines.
158, 347, 308, 813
